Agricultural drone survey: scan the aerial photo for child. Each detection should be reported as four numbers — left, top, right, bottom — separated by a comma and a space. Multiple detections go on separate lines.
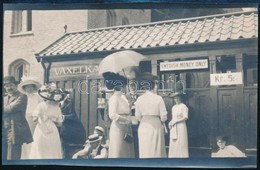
212, 136, 246, 158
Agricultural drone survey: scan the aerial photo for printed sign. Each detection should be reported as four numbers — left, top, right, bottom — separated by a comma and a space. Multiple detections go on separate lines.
210, 72, 243, 86
160, 59, 208, 71
50, 65, 99, 77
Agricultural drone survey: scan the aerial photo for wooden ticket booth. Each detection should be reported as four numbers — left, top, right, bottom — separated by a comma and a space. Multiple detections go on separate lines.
36, 10, 257, 157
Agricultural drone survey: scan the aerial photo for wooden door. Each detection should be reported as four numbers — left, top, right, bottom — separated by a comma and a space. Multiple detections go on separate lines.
217, 87, 243, 148
244, 87, 257, 152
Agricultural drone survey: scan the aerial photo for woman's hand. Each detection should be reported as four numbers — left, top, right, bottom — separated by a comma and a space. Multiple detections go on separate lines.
168, 121, 173, 128
168, 120, 177, 128
55, 122, 62, 127
32, 116, 38, 122
72, 153, 78, 159
131, 116, 138, 125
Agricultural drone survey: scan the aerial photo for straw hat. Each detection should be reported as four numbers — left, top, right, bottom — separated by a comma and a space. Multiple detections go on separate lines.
38, 83, 66, 102
94, 126, 105, 134
17, 76, 42, 94
88, 134, 102, 143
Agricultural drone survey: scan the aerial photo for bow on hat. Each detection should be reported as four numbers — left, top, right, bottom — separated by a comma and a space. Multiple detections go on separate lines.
38, 83, 66, 102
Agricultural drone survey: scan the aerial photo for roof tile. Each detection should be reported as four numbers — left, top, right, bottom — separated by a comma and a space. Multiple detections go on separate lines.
37, 11, 258, 57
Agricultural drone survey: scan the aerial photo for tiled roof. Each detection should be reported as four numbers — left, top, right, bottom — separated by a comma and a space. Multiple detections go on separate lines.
36, 11, 258, 57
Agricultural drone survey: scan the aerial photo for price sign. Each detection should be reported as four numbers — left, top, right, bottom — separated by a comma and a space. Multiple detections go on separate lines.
210, 72, 243, 86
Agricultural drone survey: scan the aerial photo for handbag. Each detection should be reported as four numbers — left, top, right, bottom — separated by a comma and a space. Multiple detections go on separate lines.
124, 123, 133, 143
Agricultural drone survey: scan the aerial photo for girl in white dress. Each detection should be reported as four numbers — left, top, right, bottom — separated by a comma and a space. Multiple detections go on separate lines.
29, 83, 65, 159
168, 92, 189, 158
134, 73, 167, 158
17, 76, 42, 159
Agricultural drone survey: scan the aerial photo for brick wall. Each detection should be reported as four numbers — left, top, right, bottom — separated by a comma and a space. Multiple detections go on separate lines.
3, 10, 88, 83
87, 9, 151, 29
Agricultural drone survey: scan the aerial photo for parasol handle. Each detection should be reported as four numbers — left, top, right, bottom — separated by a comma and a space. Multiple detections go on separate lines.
122, 69, 127, 77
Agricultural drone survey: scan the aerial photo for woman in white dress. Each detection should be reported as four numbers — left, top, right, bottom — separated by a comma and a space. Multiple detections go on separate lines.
134, 73, 167, 158
29, 83, 65, 159
168, 92, 189, 158
17, 76, 42, 159
103, 72, 135, 158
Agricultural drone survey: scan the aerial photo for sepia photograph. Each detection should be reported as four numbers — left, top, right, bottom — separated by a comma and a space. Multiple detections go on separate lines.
2, 2, 258, 168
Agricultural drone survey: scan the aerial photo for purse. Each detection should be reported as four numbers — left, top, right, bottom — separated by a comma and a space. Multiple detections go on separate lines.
124, 124, 133, 143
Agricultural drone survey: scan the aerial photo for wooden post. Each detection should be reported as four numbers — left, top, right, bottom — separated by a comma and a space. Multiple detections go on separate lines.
235, 53, 245, 151
151, 59, 158, 76
209, 55, 218, 150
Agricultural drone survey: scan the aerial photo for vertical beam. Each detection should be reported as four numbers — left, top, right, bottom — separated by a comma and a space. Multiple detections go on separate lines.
151, 59, 158, 76
235, 53, 245, 151
209, 55, 218, 149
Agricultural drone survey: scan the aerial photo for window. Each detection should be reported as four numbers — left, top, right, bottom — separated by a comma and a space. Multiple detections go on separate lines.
122, 17, 129, 25
27, 10, 32, 31
216, 55, 236, 73
107, 10, 116, 27
243, 55, 258, 86
8, 59, 30, 82
11, 10, 32, 34
11, 10, 22, 34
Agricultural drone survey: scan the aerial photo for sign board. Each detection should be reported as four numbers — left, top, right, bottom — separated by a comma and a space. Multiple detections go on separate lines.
160, 59, 208, 71
210, 72, 243, 86
50, 65, 99, 77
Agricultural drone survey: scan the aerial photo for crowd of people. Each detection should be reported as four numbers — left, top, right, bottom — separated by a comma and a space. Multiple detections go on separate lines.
3, 73, 247, 160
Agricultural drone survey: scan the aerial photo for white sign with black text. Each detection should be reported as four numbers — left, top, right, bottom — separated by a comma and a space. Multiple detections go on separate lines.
210, 72, 243, 86
160, 59, 208, 71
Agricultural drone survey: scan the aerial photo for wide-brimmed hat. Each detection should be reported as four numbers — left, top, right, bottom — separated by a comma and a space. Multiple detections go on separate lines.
103, 72, 128, 90
94, 126, 105, 134
88, 134, 102, 143
17, 76, 42, 94
137, 72, 158, 81
38, 83, 66, 102
4, 76, 19, 85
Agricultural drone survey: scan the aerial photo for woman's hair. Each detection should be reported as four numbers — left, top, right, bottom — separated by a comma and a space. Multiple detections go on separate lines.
103, 72, 127, 91
216, 136, 228, 143
174, 95, 184, 102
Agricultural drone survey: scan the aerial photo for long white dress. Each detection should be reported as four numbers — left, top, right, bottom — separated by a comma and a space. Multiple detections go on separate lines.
168, 103, 189, 158
135, 91, 167, 158
21, 93, 42, 159
29, 101, 64, 159
108, 91, 135, 158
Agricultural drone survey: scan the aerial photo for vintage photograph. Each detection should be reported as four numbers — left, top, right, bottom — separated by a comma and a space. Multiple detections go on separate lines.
2, 3, 258, 168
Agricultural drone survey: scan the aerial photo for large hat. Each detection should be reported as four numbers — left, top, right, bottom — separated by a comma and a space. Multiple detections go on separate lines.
38, 83, 66, 102
4, 76, 19, 85
94, 126, 105, 134
17, 76, 42, 94
103, 72, 127, 90
88, 134, 102, 143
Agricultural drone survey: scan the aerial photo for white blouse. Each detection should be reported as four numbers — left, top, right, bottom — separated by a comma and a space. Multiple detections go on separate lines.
134, 91, 167, 122
26, 93, 42, 114
108, 91, 131, 121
